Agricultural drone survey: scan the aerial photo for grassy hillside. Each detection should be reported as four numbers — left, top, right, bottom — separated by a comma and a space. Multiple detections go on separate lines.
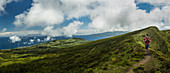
0, 38, 88, 69
0, 26, 170, 73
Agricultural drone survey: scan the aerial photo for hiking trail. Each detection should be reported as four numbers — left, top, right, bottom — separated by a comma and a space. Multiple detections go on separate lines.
127, 55, 152, 73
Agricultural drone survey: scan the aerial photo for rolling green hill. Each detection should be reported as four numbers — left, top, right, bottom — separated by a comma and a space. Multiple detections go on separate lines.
0, 26, 170, 73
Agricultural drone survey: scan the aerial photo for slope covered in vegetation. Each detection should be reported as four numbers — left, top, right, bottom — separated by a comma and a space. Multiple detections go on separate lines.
0, 26, 169, 73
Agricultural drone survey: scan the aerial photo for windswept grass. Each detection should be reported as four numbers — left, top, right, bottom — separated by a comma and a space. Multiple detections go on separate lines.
0, 26, 169, 73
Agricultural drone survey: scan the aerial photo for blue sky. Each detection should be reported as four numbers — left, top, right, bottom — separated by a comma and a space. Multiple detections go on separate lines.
0, 0, 92, 32
0, 0, 32, 31
0, 0, 153, 31
0, 0, 169, 36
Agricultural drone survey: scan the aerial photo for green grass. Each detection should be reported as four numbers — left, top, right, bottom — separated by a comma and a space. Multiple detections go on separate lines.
0, 26, 170, 73
0, 38, 88, 68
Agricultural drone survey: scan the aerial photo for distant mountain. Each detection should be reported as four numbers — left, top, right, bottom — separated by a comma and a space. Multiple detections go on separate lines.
0, 26, 169, 73
73, 31, 127, 41
0, 36, 70, 49
0, 31, 126, 49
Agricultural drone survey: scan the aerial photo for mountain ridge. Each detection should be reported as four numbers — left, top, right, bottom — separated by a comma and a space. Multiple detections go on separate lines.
0, 26, 170, 73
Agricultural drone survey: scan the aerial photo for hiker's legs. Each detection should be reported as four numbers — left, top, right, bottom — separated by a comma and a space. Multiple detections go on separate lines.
147, 45, 150, 54
145, 45, 149, 54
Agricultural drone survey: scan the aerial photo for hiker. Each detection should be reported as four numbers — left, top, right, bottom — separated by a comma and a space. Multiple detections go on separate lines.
144, 34, 151, 54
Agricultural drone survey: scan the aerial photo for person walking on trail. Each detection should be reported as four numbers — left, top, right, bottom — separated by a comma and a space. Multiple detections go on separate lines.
144, 34, 151, 54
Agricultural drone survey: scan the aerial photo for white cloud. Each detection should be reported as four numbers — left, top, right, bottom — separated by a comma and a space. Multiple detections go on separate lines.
30, 39, 34, 43
0, 32, 13, 37
0, 0, 19, 15
136, 0, 170, 6
37, 39, 40, 42
44, 36, 51, 41
88, 0, 170, 31
1, 28, 7, 32
163, 26, 170, 29
44, 26, 54, 31
13, 0, 64, 27
63, 21, 83, 37
1, 21, 83, 37
9, 35, 21, 43
42, 21, 83, 37
88, 0, 162, 31
13, 0, 96, 28
0, 30, 42, 37
13, 0, 170, 37
23, 42, 27, 44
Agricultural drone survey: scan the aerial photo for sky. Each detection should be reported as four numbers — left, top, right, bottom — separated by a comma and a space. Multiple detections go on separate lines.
0, 0, 170, 37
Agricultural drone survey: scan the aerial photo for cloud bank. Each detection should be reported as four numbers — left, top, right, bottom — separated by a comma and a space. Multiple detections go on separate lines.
9, 35, 21, 43
42, 21, 83, 37
13, 0, 170, 37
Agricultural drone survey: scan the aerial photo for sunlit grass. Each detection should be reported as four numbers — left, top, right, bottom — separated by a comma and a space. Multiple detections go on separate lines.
0, 53, 65, 67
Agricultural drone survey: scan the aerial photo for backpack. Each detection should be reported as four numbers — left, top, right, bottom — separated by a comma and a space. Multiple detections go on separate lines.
145, 38, 150, 43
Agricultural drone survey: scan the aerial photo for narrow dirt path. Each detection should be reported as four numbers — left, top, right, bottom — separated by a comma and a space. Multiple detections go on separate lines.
127, 55, 151, 73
